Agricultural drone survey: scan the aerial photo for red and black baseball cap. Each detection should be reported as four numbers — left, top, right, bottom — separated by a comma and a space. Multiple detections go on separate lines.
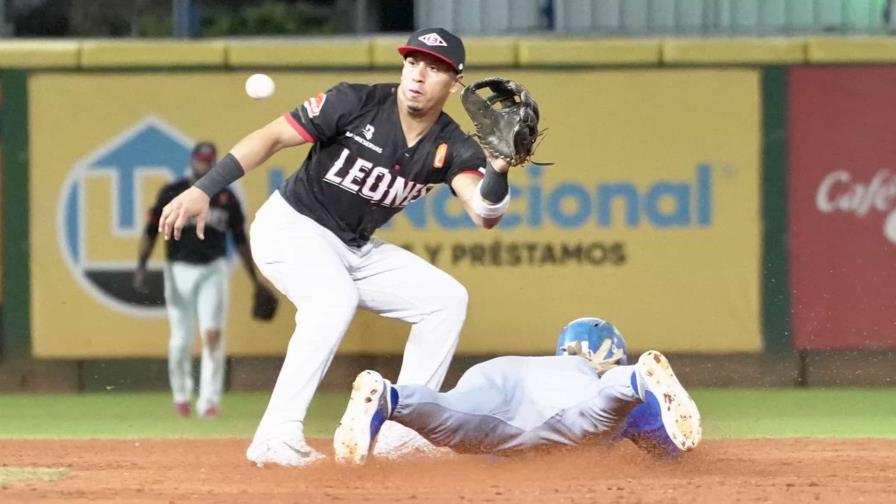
398, 27, 465, 73
191, 141, 217, 162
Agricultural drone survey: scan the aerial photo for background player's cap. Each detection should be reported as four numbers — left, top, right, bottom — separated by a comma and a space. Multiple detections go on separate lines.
398, 27, 465, 73
191, 141, 217, 162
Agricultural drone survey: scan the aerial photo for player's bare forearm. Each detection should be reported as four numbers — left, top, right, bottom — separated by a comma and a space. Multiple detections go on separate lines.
235, 241, 260, 286
133, 233, 158, 292
452, 173, 503, 229
229, 115, 308, 172
160, 116, 309, 241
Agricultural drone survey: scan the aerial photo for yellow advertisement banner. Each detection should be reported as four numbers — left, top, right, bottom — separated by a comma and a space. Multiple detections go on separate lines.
30, 68, 761, 357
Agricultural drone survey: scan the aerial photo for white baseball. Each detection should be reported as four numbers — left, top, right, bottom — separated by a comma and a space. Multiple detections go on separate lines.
245, 73, 275, 100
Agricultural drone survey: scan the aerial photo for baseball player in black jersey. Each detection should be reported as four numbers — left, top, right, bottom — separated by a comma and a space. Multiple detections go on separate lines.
135, 142, 266, 418
158, 28, 517, 466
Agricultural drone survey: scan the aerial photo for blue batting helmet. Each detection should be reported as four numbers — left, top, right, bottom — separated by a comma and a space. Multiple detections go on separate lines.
555, 317, 629, 365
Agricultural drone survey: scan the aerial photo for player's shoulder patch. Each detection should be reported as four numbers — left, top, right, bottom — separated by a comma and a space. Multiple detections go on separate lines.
303, 92, 327, 118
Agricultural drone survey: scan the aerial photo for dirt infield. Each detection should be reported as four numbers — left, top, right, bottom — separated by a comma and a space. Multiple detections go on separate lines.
1, 438, 895, 503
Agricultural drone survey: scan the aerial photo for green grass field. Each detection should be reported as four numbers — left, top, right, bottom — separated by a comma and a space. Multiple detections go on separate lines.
1, 388, 894, 439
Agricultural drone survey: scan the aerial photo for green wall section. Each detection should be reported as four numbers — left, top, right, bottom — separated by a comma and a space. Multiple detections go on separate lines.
761, 67, 792, 354
0, 70, 30, 358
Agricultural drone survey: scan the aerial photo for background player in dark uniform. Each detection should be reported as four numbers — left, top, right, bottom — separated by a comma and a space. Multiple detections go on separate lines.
135, 142, 265, 418
158, 28, 518, 466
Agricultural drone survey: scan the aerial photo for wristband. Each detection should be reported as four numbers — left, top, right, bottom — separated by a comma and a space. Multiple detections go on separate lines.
472, 180, 510, 218
479, 162, 509, 203
194, 153, 244, 196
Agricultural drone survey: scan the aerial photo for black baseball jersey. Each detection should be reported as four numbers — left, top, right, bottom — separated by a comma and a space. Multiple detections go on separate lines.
280, 82, 487, 247
146, 179, 247, 264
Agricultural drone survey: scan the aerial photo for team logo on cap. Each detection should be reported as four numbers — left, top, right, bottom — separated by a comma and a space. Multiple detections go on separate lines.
418, 33, 447, 47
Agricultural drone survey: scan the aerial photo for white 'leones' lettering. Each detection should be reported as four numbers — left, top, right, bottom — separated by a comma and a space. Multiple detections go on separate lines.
324, 148, 351, 184
400, 182, 431, 206
360, 167, 392, 201
383, 176, 417, 206
322, 151, 435, 208
341, 158, 373, 192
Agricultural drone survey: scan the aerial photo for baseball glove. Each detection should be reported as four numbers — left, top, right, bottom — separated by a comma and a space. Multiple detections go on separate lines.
460, 77, 541, 166
252, 284, 279, 321
562, 339, 624, 377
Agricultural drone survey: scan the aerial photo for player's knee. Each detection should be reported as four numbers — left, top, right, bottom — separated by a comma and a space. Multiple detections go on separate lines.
168, 330, 192, 351
205, 329, 222, 349
437, 279, 468, 316
304, 285, 359, 317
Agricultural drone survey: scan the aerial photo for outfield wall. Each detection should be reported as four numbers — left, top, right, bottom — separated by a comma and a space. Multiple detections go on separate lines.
26, 69, 761, 358
1, 36, 895, 385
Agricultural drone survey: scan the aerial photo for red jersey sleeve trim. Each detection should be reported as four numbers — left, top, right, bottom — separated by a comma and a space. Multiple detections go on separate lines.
283, 112, 315, 143
458, 169, 484, 178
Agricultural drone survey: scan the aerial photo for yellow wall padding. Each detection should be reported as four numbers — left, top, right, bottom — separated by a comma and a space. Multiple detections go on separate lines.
806, 36, 896, 63
227, 38, 371, 68
79, 40, 226, 68
462, 37, 518, 67
370, 36, 407, 68
663, 38, 806, 64
11, 36, 896, 70
517, 38, 661, 66
0, 41, 80, 68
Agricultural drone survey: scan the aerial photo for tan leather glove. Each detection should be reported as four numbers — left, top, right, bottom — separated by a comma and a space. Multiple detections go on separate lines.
589, 338, 625, 376
560, 340, 593, 358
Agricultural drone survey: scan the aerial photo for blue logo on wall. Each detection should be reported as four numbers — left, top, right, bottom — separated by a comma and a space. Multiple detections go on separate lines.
58, 117, 196, 316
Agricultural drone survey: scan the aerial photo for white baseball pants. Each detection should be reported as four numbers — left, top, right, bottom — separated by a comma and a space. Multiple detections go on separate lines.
248, 191, 468, 443
163, 257, 229, 413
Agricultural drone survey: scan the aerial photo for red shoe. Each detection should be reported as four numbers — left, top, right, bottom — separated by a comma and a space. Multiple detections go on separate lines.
174, 402, 192, 417
200, 405, 219, 418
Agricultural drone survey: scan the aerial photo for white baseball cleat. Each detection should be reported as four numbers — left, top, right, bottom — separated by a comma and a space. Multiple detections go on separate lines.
333, 370, 393, 465
246, 438, 325, 468
634, 350, 702, 452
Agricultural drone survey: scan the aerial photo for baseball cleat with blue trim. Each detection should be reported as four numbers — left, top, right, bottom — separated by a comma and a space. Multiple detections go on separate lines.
334, 370, 394, 465
246, 438, 326, 467
632, 351, 702, 453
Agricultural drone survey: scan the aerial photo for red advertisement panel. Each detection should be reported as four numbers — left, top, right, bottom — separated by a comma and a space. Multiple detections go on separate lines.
789, 66, 896, 349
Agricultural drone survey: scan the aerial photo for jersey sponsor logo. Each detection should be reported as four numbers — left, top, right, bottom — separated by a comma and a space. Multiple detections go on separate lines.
323, 148, 433, 207
362, 124, 375, 140
418, 33, 447, 47
57, 117, 241, 317
433, 143, 448, 169
303, 92, 327, 118
344, 130, 384, 154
